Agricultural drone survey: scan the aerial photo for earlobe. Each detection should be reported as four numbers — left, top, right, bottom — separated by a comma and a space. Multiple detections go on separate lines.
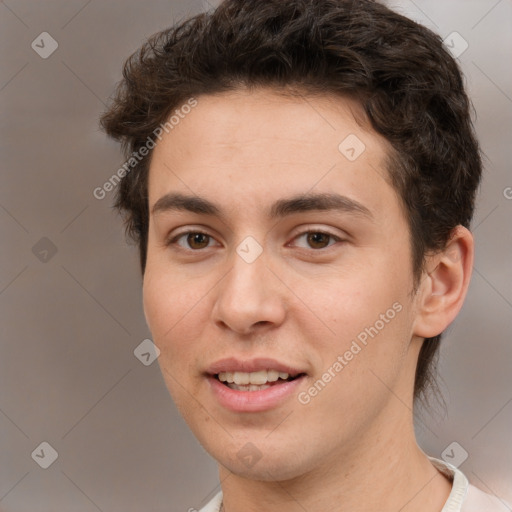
413, 226, 474, 338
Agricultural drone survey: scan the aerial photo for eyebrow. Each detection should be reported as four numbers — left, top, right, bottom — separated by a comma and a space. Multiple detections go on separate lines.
151, 192, 373, 221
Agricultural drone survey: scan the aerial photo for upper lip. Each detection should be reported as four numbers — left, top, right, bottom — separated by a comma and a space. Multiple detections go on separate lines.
206, 357, 306, 376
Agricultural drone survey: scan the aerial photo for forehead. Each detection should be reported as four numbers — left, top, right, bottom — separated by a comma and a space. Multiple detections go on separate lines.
152, 88, 382, 156
148, 88, 400, 221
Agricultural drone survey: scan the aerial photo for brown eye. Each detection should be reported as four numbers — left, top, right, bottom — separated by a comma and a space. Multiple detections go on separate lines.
289, 230, 341, 251
167, 230, 219, 252
306, 232, 333, 249
186, 232, 211, 249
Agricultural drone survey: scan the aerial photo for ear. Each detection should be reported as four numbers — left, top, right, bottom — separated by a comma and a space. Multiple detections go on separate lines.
413, 226, 474, 339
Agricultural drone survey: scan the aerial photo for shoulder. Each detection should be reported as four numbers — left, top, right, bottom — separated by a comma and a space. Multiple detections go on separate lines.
461, 484, 511, 512
197, 491, 223, 512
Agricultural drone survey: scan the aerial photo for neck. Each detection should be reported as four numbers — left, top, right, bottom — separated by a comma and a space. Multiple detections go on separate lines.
218, 411, 452, 512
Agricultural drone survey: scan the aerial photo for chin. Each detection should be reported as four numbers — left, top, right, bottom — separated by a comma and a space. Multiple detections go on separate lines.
204, 438, 314, 482
222, 457, 307, 482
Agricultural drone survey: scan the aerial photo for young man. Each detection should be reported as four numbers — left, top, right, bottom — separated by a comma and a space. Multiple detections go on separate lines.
101, 1, 505, 510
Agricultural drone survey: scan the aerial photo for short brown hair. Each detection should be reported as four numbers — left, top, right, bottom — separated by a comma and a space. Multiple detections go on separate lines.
100, 0, 482, 403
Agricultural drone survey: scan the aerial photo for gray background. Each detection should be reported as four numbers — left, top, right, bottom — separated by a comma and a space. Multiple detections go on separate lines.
1, 0, 511, 511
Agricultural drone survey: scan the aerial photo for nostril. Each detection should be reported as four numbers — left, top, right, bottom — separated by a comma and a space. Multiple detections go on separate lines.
254, 320, 271, 327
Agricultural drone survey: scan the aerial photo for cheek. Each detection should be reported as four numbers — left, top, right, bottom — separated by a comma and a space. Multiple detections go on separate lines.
294, 264, 406, 337
297, 297, 414, 435
292, 261, 414, 383
142, 269, 215, 414
142, 269, 207, 364
144, 261, 204, 329
143, 269, 175, 338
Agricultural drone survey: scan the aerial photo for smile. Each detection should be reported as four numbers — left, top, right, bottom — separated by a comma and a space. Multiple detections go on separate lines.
216, 370, 302, 391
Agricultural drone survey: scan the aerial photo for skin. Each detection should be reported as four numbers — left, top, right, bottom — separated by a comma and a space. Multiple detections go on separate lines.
143, 89, 474, 512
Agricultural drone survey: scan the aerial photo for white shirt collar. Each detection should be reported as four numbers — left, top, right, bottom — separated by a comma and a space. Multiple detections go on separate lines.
200, 457, 471, 512
428, 456, 469, 511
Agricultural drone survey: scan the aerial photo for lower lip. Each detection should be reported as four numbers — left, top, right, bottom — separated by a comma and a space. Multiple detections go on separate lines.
207, 375, 305, 412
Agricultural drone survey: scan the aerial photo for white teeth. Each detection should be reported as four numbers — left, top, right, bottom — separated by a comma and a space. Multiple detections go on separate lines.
234, 371, 250, 385
217, 372, 232, 383
267, 370, 279, 382
217, 369, 291, 386
246, 370, 267, 385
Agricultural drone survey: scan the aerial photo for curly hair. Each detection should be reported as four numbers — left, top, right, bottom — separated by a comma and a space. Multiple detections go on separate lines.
100, 0, 482, 403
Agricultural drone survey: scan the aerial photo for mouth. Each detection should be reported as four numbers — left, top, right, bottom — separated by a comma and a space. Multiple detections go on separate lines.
205, 357, 308, 411
206, 358, 307, 413
214, 369, 306, 392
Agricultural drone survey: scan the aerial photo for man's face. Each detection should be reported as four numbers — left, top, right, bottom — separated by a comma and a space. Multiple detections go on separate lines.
143, 89, 424, 480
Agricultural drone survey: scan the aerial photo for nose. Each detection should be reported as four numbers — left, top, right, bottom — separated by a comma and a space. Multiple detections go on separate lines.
211, 249, 287, 336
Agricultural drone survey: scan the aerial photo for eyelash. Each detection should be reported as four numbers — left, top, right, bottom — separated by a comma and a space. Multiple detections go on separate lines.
166, 229, 343, 252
